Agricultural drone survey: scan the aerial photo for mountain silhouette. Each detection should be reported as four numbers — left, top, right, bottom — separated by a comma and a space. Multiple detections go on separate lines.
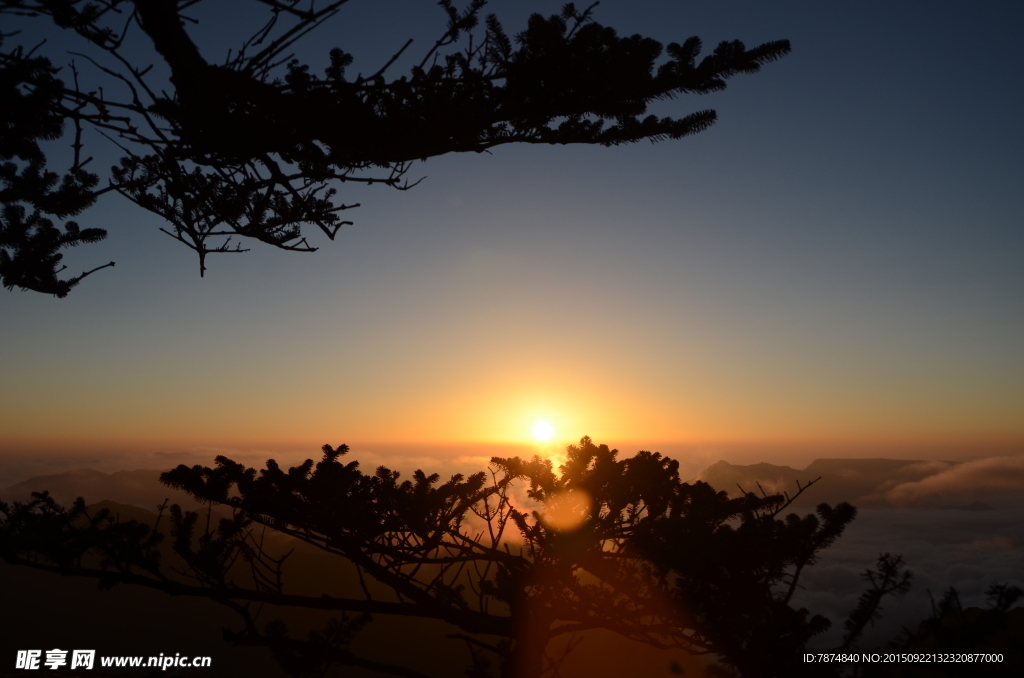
692, 458, 985, 508
0, 468, 204, 511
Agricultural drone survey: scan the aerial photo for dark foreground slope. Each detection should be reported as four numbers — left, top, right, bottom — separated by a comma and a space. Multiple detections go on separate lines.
1, 499, 706, 678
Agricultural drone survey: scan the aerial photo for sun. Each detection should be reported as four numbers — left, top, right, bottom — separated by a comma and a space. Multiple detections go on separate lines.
531, 420, 555, 443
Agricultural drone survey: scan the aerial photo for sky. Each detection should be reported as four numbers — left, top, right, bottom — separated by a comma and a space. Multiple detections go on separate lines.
2, 0, 1023, 480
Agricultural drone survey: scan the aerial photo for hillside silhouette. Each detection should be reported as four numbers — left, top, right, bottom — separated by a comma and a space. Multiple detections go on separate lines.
1, 497, 708, 677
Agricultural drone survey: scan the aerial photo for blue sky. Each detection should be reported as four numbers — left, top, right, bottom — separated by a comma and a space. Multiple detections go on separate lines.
2, 1, 1022, 477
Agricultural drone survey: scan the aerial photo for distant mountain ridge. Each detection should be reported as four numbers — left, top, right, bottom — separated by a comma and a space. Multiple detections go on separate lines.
692, 458, 996, 509
2, 456, 1010, 513
0, 467, 205, 510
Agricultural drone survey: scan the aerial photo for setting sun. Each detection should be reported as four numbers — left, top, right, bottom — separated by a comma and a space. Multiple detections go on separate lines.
532, 420, 555, 443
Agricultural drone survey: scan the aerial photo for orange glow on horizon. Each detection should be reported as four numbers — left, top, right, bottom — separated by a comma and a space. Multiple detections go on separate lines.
2, 365, 1022, 464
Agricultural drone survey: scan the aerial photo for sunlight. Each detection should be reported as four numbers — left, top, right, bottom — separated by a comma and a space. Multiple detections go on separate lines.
532, 419, 555, 443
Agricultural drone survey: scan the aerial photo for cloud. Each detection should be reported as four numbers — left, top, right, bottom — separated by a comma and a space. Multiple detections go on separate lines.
962, 535, 1017, 553
792, 506, 1024, 649
883, 456, 1024, 506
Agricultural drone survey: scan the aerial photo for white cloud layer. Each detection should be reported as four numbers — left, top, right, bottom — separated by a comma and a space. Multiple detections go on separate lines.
792, 507, 1024, 649
881, 456, 1024, 506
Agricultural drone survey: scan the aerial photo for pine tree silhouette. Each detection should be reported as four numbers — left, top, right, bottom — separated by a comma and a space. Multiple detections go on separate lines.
1, 1, 789, 294
1, 438, 918, 677
0, 39, 113, 297
858, 584, 1024, 678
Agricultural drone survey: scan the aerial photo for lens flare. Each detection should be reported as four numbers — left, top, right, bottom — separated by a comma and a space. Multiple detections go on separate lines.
541, 489, 592, 531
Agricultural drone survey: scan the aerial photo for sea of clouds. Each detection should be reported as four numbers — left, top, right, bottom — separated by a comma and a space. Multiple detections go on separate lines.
793, 505, 1024, 649
876, 456, 1024, 507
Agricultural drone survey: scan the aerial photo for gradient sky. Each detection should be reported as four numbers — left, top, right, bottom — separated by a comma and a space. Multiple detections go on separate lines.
2, 1, 1022, 472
